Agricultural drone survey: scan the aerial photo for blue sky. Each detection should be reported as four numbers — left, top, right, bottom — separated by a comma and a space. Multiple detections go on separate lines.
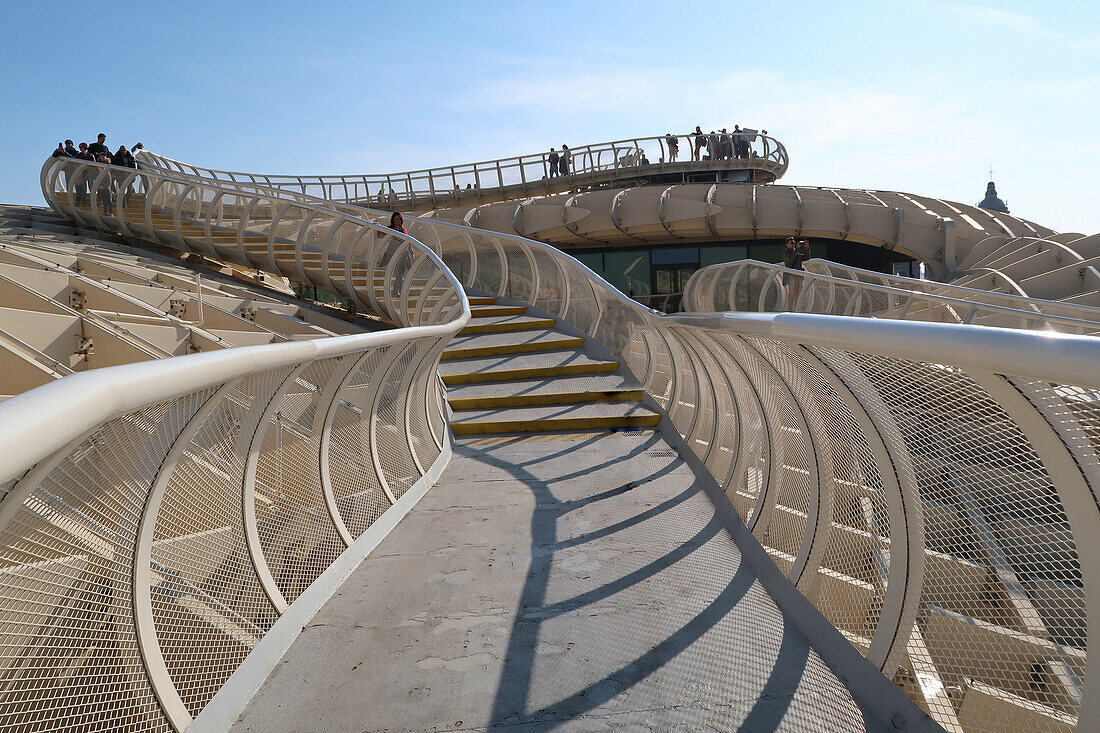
2, 0, 1098, 233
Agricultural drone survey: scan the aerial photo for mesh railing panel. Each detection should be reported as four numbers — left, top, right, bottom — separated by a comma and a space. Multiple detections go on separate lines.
30, 151, 1098, 733
3, 156, 467, 729
0, 395, 209, 732
150, 374, 282, 715
685, 259, 1100, 336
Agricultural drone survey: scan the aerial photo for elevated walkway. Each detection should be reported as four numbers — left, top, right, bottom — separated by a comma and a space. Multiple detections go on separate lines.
9, 152, 1094, 733
140, 133, 789, 214
224, 428, 890, 732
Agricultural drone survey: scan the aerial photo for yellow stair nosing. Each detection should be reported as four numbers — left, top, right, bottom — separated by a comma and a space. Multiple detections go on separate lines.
440, 361, 619, 385
450, 413, 661, 435
469, 305, 528, 317
447, 388, 646, 410
441, 336, 584, 360
458, 318, 556, 335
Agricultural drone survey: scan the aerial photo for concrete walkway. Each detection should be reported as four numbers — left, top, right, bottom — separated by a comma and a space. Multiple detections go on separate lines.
228, 430, 887, 732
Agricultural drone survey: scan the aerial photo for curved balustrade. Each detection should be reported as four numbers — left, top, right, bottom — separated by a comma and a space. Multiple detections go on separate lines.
0, 155, 467, 731
138, 132, 788, 212
12, 152, 1100, 733
684, 258, 1100, 335
805, 258, 1100, 323
136, 152, 1100, 732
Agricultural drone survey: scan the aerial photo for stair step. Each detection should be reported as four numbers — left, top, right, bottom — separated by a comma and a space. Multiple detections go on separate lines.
469, 304, 527, 317
448, 376, 643, 409
446, 373, 635, 403
440, 350, 619, 385
450, 401, 661, 435
467, 296, 497, 306
442, 329, 583, 360
459, 314, 556, 335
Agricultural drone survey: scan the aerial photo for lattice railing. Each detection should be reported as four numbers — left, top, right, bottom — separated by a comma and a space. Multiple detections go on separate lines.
132, 155, 1100, 732
684, 258, 1100, 335
136, 132, 788, 211
0, 156, 467, 730
18, 152, 1099, 733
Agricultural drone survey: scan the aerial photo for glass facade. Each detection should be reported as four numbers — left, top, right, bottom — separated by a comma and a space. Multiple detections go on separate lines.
560, 238, 914, 298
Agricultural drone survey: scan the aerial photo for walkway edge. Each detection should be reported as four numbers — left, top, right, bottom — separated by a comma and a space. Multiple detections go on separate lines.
189, 431, 455, 733
650, 412, 944, 733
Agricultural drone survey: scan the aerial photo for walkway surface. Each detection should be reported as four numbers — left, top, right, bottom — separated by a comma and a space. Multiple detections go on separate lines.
228, 429, 887, 732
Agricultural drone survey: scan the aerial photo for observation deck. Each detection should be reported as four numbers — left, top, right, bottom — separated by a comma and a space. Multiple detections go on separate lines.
145, 132, 789, 213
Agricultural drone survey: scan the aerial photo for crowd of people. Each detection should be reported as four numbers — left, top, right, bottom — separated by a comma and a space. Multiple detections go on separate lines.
542, 127, 769, 175
688, 125, 766, 162
49, 133, 143, 211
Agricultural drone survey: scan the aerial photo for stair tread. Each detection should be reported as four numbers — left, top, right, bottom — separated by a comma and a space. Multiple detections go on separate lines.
465, 314, 552, 327
445, 328, 579, 351
440, 349, 616, 377
469, 304, 527, 317
446, 374, 636, 400
450, 401, 659, 424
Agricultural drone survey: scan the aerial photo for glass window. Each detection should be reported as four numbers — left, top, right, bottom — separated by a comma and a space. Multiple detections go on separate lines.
749, 243, 784, 264
603, 250, 651, 295
572, 251, 604, 275
651, 247, 699, 265
699, 245, 748, 267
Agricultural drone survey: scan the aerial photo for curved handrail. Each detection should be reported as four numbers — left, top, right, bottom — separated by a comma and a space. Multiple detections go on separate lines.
140, 155, 1100, 733
0, 155, 471, 730
684, 258, 1100, 335
14, 151, 1100, 733
804, 258, 1100, 323
137, 132, 789, 210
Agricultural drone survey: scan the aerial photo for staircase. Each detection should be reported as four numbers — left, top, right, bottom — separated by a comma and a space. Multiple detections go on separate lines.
441, 295, 660, 435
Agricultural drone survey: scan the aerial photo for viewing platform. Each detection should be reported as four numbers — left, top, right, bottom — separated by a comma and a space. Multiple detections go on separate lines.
141, 132, 789, 213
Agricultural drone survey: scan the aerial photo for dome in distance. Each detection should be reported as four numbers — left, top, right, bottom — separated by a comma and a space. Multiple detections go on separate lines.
978, 180, 1009, 214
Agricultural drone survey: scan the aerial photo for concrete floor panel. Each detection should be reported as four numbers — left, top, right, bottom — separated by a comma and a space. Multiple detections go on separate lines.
228, 432, 887, 732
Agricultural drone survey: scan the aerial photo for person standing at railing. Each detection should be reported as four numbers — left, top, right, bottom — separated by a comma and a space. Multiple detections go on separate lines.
88, 133, 109, 160
73, 143, 95, 205
388, 212, 411, 304
782, 237, 807, 310
548, 147, 560, 178
665, 134, 679, 163
693, 126, 705, 161
559, 145, 571, 175
720, 129, 733, 160
111, 145, 137, 206
94, 153, 114, 215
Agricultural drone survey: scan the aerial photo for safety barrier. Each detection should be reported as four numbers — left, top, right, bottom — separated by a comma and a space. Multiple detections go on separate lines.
805, 258, 1100, 323
137, 132, 788, 211
134, 153, 1100, 732
684, 258, 1100, 335
22, 152, 1100, 733
0, 156, 467, 731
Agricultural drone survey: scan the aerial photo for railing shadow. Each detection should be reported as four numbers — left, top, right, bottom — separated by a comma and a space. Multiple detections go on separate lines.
457, 432, 834, 730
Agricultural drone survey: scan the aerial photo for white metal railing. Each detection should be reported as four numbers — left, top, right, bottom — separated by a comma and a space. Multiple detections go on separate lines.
683, 258, 1100, 335
0, 155, 468, 731
10, 151, 1099, 733
128, 152, 1100, 732
803, 258, 1100, 324
137, 132, 788, 210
